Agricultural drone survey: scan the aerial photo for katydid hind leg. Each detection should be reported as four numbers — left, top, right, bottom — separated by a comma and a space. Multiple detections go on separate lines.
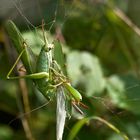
7, 71, 49, 80
7, 49, 25, 79
7, 48, 49, 80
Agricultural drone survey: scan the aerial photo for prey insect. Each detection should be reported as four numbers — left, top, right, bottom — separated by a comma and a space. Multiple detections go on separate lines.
5, 20, 82, 104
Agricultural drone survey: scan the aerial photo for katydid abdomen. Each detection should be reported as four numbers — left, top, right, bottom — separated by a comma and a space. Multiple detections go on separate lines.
35, 46, 53, 99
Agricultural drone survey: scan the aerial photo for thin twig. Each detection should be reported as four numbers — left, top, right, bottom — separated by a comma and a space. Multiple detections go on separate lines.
114, 8, 140, 37
18, 67, 35, 140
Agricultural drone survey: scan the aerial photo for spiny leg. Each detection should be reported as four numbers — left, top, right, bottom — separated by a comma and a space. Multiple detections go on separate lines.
7, 48, 49, 80
7, 49, 25, 79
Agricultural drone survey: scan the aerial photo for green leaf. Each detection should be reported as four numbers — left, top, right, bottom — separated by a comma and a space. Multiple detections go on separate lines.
0, 125, 13, 140
106, 74, 140, 114
22, 30, 54, 55
106, 75, 126, 107
53, 40, 67, 75
67, 51, 105, 96
67, 118, 89, 140
22, 30, 43, 55
5, 20, 33, 73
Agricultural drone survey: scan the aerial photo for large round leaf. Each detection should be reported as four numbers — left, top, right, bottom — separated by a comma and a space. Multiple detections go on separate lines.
67, 51, 105, 97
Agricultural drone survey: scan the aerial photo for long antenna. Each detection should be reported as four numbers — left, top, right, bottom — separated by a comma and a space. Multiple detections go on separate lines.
42, 19, 48, 46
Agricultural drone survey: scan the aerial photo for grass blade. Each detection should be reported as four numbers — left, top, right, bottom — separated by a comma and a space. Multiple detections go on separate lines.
67, 116, 129, 140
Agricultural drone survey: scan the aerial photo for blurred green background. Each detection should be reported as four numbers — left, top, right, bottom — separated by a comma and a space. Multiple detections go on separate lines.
1, 0, 140, 140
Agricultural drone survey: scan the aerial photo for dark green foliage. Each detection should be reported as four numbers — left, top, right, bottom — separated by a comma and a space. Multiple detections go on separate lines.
1, 0, 140, 140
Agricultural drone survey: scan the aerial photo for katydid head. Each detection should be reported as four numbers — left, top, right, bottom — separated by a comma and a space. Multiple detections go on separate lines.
48, 43, 54, 50
43, 43, 54, 52
41, 20, 54, 53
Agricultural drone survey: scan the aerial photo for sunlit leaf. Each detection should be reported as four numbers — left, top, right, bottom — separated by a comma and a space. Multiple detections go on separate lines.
67, 51, 105, 96
106, 74, 140, 114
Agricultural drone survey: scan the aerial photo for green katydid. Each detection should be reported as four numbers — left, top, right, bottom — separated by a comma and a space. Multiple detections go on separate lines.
6, 20, 83, 140
5, 20, 82, 102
